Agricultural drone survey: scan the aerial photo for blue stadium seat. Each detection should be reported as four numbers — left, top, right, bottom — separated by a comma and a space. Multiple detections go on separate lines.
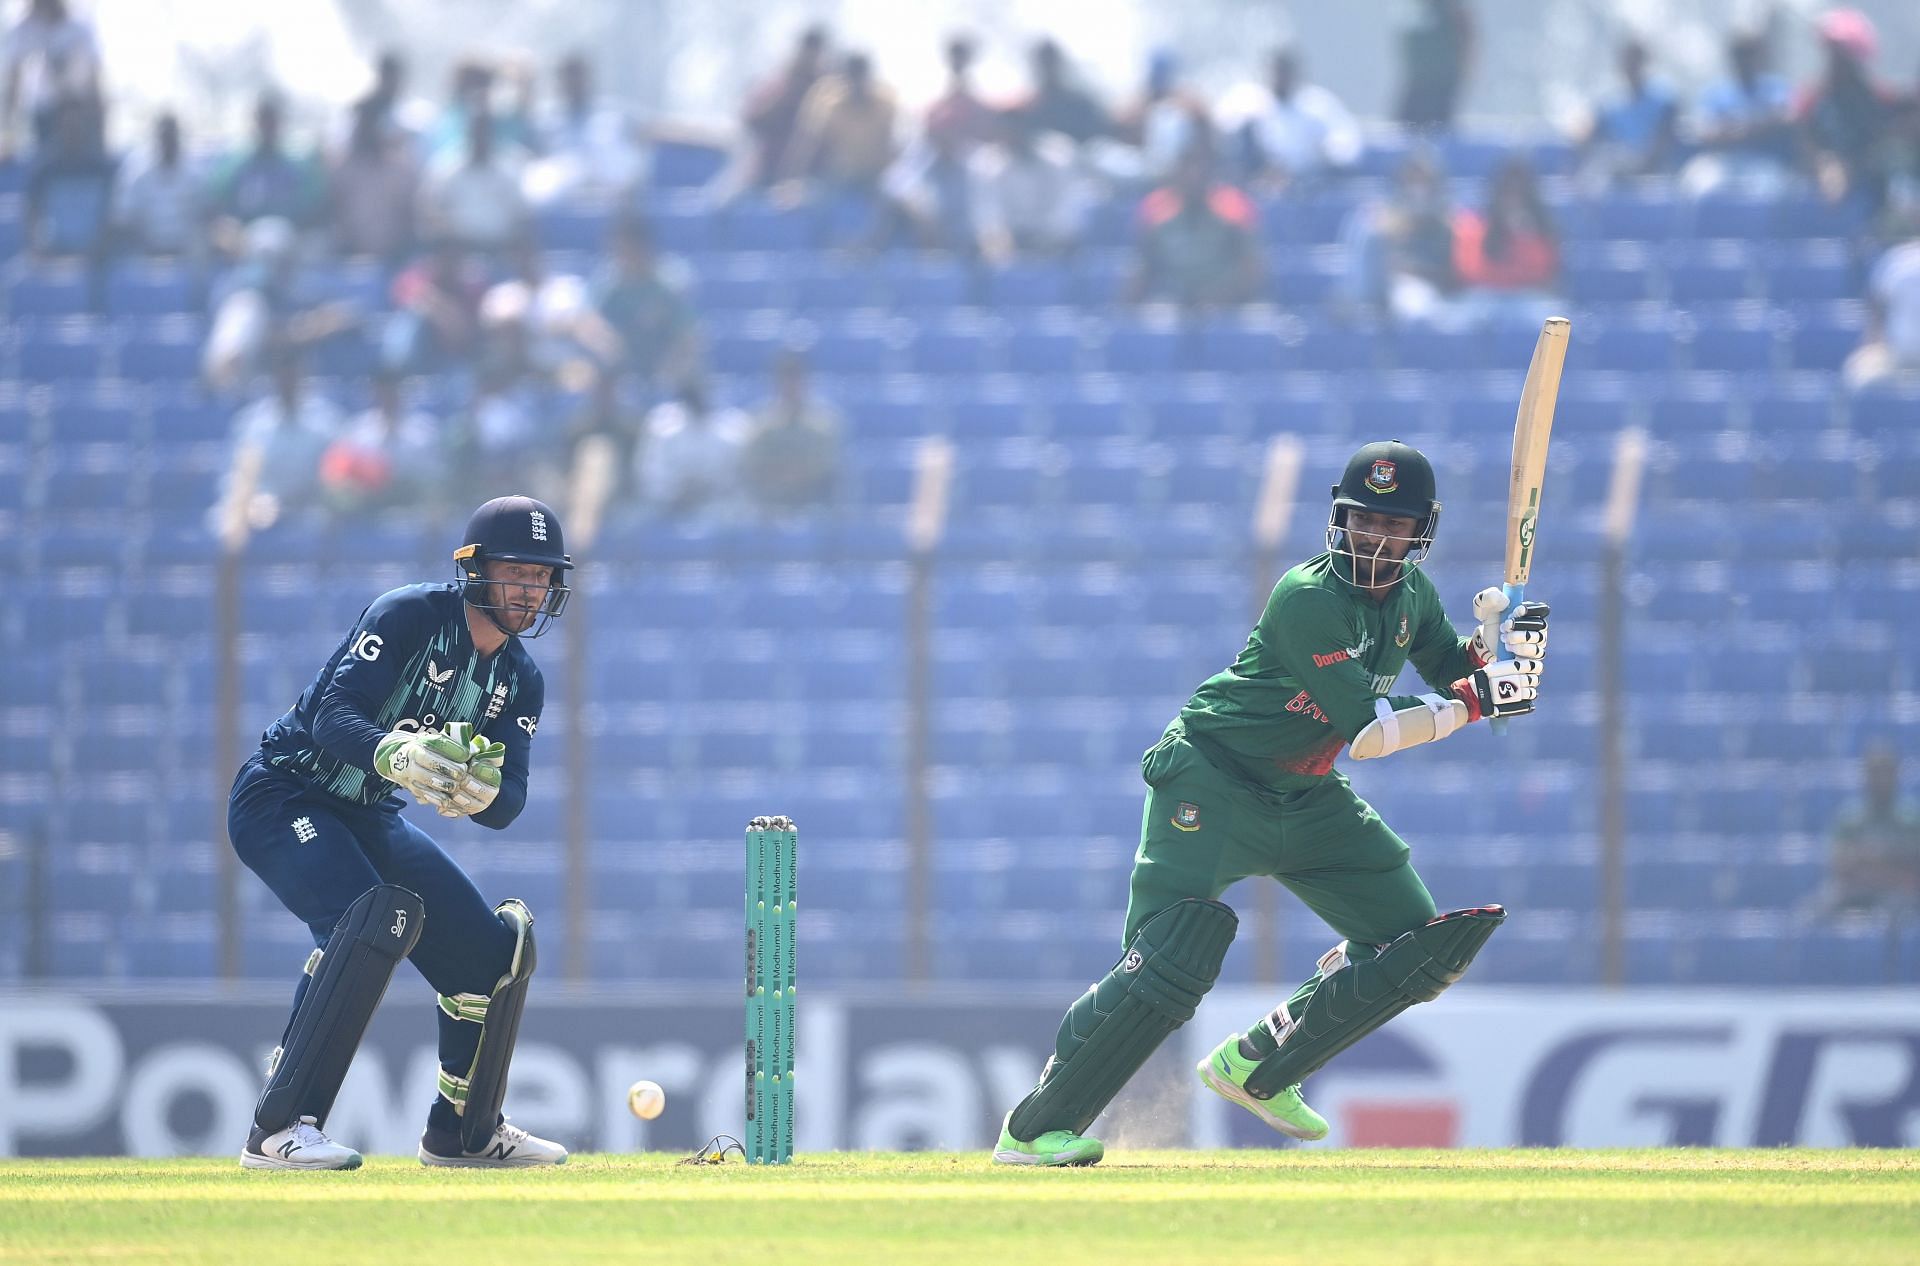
1587, 191, 1679, 240
1095, 319, 1181, 374
1663, 241, 1753, 302
49, 389, 140, 443
722, 200, 815, 252
1564, 242, 1653, 303
1686, 196, 1775, 240
9, 262, 91, 315
651, 140, 729, 189
905, 315, 997, 375
105, 260, 198, 316
1001, 311, 1084, 373
1786, 304, 1863, 371
883, 256, 971, 310
1761, 241, 1855, 303
1583, 318, 1676, 373
118, 316, 204, 382
18, 318, 108, 381
983, 262, 1072, 308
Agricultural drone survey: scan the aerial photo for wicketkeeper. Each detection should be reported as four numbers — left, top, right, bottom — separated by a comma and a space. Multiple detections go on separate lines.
993, 441, 1550, 1165
229, 495, 572, 1169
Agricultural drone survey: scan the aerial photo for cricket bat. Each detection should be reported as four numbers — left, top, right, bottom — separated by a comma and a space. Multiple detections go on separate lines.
1486, 316, 1570, 734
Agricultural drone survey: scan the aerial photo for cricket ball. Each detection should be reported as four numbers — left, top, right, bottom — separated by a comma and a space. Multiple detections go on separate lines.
626, 1079, 666, 1120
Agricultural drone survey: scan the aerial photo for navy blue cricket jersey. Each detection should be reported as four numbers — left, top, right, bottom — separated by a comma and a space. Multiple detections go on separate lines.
256, 583, 545, 828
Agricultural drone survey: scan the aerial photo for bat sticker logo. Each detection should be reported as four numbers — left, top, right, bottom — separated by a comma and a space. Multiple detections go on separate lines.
1366, 460, 1398, 493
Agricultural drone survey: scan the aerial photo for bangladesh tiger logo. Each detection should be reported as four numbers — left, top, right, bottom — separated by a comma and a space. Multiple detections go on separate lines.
1366, 460, 1398, 493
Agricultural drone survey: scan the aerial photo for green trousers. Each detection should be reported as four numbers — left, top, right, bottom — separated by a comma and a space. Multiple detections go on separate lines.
1126, 726, 1437, 1019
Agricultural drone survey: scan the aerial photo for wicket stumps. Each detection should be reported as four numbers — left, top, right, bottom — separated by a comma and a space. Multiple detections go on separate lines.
746, 816, 797, 1164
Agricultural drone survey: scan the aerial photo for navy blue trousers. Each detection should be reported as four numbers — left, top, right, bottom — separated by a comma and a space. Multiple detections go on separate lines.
228, 755, 514, 1119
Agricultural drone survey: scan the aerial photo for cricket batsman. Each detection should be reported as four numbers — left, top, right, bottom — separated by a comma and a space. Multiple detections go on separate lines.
993, 440, 1549, 1165
228, 494, 573, 1169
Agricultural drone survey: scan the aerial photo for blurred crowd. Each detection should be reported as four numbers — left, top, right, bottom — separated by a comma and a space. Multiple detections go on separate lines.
6, 0, 1920, 525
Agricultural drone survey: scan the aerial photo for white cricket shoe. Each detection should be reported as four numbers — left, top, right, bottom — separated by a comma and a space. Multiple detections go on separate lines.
418, 1116, 569, 1168
240, 1115, 363, 1170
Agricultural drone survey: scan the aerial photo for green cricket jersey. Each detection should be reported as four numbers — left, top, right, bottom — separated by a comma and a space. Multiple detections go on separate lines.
1177, 553, 1479, 791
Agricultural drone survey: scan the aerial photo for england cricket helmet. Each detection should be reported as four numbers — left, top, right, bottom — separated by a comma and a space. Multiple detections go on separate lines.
1326, 440, 1441, 588
454, 494, 573, 638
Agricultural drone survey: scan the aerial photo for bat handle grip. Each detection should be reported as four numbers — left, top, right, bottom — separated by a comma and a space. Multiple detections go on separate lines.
1488, 582, 1523, 735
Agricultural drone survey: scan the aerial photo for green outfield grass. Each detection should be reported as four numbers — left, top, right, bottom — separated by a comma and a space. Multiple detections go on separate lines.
3, 1150, 1916, 1266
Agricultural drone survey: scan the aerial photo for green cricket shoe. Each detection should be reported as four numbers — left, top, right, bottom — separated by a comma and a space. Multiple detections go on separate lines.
991, 1114, 1104, 1167
1196, 1034, 1329, 1141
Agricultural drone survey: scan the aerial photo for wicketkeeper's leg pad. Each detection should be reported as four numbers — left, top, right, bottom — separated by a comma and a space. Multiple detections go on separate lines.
1008, 898, 1237, 1140
439, 899, 538, 1153
255, 884, 425, 1132
1242, 905, 1504, 1099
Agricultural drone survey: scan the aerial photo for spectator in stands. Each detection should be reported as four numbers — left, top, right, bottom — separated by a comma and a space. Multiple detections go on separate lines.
1128, 139, 1263, 309
420, 110, 528, 261
636, 375, 749, 522
114, 110, 206, 259
591, 215, 699, 392
426, 57, 537, 169
972, 108, 1094, 267
0, 0, 99, 155
1339, 146, 1458, 324
330, 99, 418, 263
1394, 0, 1475, 131
523, 51, 649, 206
383, 237, 489, 374
1216, 46, 1363, 192
1806, 745, 1920, 918
1842, 232, 1920, 390
217, 341, 342, 528
484, 239, 621, 388
739, 24, 829, 191
210, 93, 327, 244
740, 350, 842, 513
925, 33, 995, 157
203, 216, 357, 392
1116, 49, 1205, 186
24, 88, 111, 260
569, 367, 645, 477
1796, 7, 1900, 213
783, 51, 898, 197
1576, 38, 1678, 188
1018, 37, 1112, 145
318, 367, 442, 514
875, 125, 978, 255
450, 313, 548, 493
1451, 156, 1559, 323
1680, 29, 1798, 199
349, 48, 421, 149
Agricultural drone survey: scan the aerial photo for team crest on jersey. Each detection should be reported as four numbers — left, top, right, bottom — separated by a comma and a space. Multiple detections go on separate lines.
1394, 614, 1410, 648
1172, 802, 1202, 832
484, 681, 509, 721
1366, 460, 1398, 493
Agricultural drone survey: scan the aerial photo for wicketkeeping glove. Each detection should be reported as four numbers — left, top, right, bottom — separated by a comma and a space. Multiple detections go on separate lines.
373, 727, 472, 812
1450, 658, 1541, 722
436, 723, 506, 818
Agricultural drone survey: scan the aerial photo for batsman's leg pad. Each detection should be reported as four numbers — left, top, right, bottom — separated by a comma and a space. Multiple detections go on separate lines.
1007, 898, 1237, 1140
255, 884, 424, 1132
443, 899, 537, 1154
1243, 905, 1504, 1099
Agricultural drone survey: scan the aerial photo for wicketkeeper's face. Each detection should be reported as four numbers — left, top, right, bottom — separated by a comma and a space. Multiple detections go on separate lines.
483, 560, 555, 632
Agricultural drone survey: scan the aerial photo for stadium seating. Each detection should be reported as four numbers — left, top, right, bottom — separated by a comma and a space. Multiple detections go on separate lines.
3, 134, 1909, 990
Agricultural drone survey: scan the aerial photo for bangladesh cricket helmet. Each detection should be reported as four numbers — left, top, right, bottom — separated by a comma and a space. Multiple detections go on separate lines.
454, 494, 573, 638
1325, 440, 1441, 589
